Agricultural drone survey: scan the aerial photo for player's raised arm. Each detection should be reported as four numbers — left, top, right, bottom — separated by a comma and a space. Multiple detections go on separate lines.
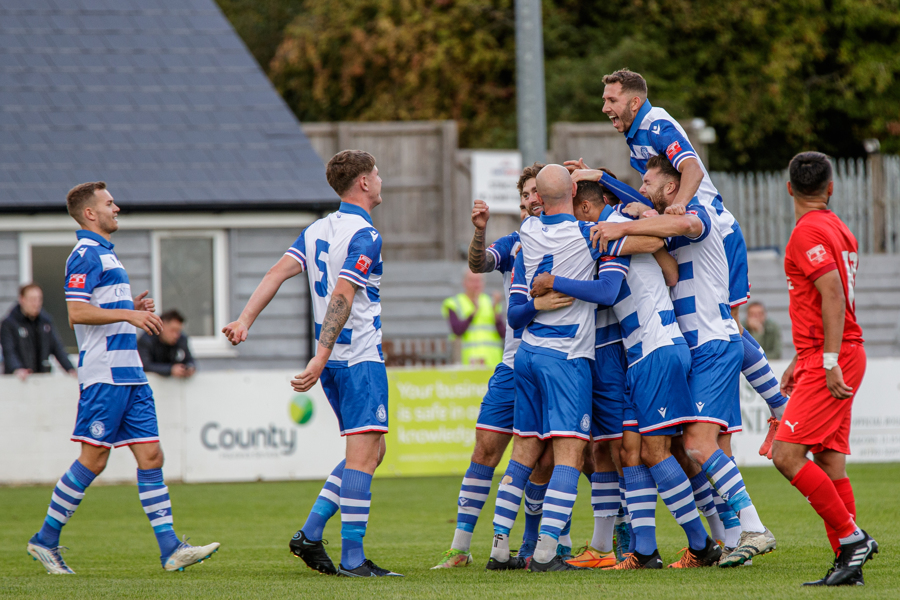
223, 249, 305, 346
468, 199, 496, 273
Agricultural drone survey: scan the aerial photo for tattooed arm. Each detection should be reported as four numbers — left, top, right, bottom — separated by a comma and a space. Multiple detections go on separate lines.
291, 278, 358, 392
468, 228, 496, 273
469, 199, 496, 273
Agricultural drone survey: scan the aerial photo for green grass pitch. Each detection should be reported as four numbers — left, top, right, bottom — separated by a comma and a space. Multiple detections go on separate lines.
1, 463, 897, 599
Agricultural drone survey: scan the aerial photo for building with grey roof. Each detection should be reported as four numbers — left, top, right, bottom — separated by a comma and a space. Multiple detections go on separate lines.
0, 0, 338, 370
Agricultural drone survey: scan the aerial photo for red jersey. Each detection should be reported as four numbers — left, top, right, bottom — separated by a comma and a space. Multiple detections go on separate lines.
784, 209, 864, 357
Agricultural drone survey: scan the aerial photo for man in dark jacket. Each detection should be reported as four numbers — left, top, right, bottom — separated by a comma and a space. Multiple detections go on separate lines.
1, 283, 76, 380
137, 309, 196, 377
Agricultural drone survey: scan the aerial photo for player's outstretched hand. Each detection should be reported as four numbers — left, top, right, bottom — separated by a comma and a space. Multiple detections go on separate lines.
222, 320, 248, 346
472, 199, 490, 230
531, 272, 555, 297
780, 354, 798, 397
292, 356, 327, 392
534, 291, 573, 311
129, 310, 163, 336
563, 158, 590, 173
825, 365, 854, 399
664, 204, 686, 216
133, 290, 155, 312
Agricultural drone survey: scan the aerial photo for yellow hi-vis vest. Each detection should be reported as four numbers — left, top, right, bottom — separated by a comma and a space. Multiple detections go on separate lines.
441, 292, 503, 367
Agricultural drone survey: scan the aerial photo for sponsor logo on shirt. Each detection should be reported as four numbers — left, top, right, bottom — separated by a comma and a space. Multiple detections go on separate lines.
666, 141, 682, 160
68, 273, 86, 289
806, 244, 827, 264
355, 254, 373, 274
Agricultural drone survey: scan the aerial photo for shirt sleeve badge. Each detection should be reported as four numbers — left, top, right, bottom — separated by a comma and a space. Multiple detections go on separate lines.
68, 274, 86, 289
806, 244, 828, 264
666, 140, 682, 160
355, 255, 373, 274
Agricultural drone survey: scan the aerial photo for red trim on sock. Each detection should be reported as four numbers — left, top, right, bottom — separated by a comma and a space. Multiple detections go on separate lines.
791, 462, 856, 539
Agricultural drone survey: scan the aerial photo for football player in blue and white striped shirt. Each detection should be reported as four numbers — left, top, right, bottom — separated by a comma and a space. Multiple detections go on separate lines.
27, 182, 219, 575
598, 69, 789, 453
434, 163, 558, 570
533, 187, 722, 570
590, 155, 777, 567
224, 150, 400, 578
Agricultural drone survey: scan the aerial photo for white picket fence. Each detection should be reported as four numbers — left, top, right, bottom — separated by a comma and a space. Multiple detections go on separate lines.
712, 155, 900, 253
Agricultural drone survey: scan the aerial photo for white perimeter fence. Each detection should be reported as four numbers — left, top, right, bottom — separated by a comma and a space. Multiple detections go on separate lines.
713, 154, 900, 253
1, 361, 899, 487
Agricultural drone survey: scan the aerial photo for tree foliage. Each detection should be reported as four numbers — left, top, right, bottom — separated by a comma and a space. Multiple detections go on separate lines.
225, 0, 900, 170
269, 0, 517, 148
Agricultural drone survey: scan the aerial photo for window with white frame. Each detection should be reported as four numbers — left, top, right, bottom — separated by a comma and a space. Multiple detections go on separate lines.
151, 230, 234, 357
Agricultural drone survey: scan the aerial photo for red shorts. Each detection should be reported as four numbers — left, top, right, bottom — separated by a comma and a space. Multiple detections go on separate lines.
775, 342, 866, 455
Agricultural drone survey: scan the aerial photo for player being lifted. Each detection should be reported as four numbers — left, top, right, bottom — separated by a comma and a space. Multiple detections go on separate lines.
433, 164, 562, 570
772, 152, 877, 586
587, 155, 777, 567
223, 150, 400, 578
27, 182, 219, 575
595, 69, 789, 459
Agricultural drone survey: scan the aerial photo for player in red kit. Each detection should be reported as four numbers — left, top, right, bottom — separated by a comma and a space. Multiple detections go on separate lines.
772, 152, 877, 587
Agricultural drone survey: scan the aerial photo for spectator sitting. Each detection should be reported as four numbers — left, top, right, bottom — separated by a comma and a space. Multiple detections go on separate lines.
1, 283, 76, 380
138, 309, 196, 378
441, 271, 504, 367
742, 300, 782, 359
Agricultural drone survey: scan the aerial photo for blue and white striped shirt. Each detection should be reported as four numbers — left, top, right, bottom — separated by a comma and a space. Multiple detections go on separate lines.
666, 200, 741, 349
64, 230, 147, 389
602, 214, 684, 365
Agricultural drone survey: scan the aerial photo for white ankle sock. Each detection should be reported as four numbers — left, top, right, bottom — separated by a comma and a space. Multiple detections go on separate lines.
451, 529, 473, 552
591, 516, 615, 553
533, 534, 557, 564
737, 505, 766, 534
490, 533, 509, 561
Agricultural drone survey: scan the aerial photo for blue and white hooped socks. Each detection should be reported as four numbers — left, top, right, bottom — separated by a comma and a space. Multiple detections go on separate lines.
490, 460, 532, 562
521, 479, 547, 548
618, 475, 635, 553
624, 465, 658, 556
712, 488, 742, 547
137, 468, 181, 560
451, 462, 495, 552
689, 471, 725, 542
340, 469, 373, 570
741, 329, 788, 418
702, 450, 765, 533
650, 457, 708, 551
533, 465, 580, 563
35, 460, 96, 548
302, 459, 345, 542
590, 471, 619, 553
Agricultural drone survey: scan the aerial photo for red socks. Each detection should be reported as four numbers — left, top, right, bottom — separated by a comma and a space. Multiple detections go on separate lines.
791, 462, 856, 541
824, 477, 857, 552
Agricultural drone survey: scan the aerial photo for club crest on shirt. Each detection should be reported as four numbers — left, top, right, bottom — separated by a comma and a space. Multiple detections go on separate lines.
666, 141, 682, 160
355, 254, 373, 274
90, 420, 105, 438
806, 244, 827, 264
68, 273, 86, 289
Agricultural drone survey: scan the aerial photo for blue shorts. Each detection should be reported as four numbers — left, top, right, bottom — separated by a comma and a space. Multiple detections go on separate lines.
724, 221, 750, 307
71, 383, 159, 448
688, 339, 742, 431
591, 343, 627, 441
320, 361, 389, 436
624, 341, 693, 436
513, 344, 592, 440
476, 363, 515, 434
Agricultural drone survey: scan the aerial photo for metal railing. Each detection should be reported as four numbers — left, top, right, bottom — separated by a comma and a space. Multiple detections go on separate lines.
712, 155, 900, 253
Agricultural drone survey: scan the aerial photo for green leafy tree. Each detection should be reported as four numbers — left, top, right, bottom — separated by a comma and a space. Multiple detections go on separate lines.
269, 0, 517, 148
215, 0, 307, 73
